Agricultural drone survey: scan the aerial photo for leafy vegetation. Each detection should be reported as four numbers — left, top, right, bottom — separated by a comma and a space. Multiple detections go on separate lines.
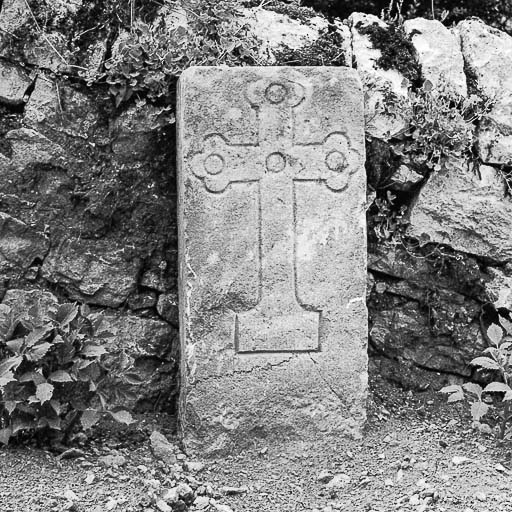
0, 302, 139, 445
370, 191, 409, 243
396, 83, 490, 173
441, 315, 512, 439
367, 82, 490, 243
103, 0, 260, 106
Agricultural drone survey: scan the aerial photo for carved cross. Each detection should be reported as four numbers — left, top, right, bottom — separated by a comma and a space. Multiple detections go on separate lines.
190, 75, 360, 353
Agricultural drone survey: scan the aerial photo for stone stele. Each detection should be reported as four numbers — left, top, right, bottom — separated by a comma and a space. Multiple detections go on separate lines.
177, 67, 367, 454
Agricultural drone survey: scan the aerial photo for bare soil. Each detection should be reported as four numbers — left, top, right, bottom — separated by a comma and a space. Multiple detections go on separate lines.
1, 372, 512, 512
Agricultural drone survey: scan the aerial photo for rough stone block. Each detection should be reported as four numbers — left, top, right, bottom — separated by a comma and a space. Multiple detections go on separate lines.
178, 67, 367, 453
457, 19, 512, 164
24, 74, 99, 139
242, 8, 351, 65
407, 161, 512, 262
41, 239, 141, 307
349, 13, 410, 139
0, 0, 29, 56
0, 213, 49, 280
404, 18, 467, 96
0, 59, 31, 105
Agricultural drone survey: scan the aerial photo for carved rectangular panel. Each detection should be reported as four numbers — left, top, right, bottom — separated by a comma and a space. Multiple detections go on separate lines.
178, 67, 368, 452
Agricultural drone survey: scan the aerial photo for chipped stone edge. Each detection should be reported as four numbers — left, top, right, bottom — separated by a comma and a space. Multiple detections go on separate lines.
177, 67, 189, 438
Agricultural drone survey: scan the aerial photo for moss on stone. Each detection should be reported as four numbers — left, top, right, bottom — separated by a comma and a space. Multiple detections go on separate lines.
274, 27, 347, 66
358, 21, 421, 84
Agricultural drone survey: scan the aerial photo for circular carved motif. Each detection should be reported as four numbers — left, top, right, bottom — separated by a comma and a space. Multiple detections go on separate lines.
325, 150, 347, 172
204, 153, 225, 175
266, 152, 286, 173
265, 83, 287, 104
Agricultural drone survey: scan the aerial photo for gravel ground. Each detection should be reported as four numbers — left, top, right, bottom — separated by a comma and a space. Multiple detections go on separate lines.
1, 375, 512, 512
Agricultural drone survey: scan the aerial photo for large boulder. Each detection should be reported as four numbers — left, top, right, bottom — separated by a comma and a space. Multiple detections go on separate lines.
407, 161, 512, 262
404, 18, 467, 96
457, 19, 512, 164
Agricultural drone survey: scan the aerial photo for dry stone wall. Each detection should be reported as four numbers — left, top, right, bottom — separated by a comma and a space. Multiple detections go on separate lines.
0, 0, 511, 411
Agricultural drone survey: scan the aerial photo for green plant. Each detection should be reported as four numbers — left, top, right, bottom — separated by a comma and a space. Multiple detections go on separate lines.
0, 301, 139, 445
396, 83, 491, 173
370, 190, 408, 243
441, 314, 512, 439
103, 0, 260, 106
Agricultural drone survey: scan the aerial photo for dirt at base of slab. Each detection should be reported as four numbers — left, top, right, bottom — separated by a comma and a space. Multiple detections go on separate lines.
1, 375, 512, 512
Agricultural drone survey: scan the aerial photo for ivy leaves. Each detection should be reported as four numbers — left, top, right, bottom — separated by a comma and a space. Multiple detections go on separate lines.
441, 315, 512, 438
0, 302, 137, 445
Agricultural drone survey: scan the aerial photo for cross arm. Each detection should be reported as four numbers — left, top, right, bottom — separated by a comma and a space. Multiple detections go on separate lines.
188, 134, 265, 192
288, 132, 363, 191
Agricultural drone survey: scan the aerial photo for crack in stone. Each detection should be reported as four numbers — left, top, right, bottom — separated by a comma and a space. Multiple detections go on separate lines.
193, 353, 297, 384
308, 353, 345, 402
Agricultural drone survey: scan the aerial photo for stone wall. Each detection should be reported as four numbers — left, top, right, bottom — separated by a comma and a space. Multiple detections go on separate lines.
0, 0, 511, 412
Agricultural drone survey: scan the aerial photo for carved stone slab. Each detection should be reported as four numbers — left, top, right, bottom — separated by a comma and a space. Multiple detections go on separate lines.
178, 67, 367, 453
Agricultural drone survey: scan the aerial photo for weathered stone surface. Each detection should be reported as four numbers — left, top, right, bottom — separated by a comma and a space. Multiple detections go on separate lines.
5, 128, 64, 168
408, 161, 512, 262
23, 32, 73, 74
349, 13, 410, 139
0, 59, 32, 105
369, 274, 484, 378
24, 74, 99, 139
404, 18, 467, 96
486, 266, 512, 310
242, 8, 351, 64
1, 288, 58, 317
128, 291, 158, 311
0, 0, 29, 55
390, 164, 423, 192
104, 312, 176, 353
0, 213, 49, 279
350, 13, 409, 96
157, 292, 179, 326
457, 19, 512, 164
178, 67, 367, 452
110, 100, 174, 161
368, 244, 486, 299
41, 239, 141, 307
371, 299, 483, 377
367, 242, 488, 383
150, 431, 178, 464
